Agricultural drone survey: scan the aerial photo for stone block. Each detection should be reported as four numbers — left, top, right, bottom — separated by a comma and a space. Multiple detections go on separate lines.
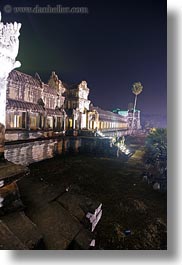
0, 182, 24, 216
72, 228, 93, 250
29, 201, 82, 250
1, 211, 43, 249
0, 161, 28, 183
57, 192, 102, 232
57, 193, 86, 221
0, 220, 26, 250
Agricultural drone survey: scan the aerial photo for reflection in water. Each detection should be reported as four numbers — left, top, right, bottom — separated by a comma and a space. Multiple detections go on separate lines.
5, 138, 81, 166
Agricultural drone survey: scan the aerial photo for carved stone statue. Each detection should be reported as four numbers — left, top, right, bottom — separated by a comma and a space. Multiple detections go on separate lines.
0, 11, 21, 160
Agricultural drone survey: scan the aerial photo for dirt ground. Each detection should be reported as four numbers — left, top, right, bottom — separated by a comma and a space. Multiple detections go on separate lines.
19, 150, 166, 250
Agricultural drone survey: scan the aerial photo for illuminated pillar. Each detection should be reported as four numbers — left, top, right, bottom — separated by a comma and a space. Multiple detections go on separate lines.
73, 115, 76, 130
0, 12, 21, 160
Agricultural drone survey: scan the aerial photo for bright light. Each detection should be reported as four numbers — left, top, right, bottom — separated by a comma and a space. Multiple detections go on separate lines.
0, 12, 21, 126
97, 130, 105, 137
125, 149, 130, 155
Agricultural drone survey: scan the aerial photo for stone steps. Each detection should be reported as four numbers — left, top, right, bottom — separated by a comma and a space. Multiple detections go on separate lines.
0, 212, 42, 249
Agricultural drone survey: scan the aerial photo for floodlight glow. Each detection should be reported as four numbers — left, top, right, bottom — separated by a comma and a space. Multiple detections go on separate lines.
125, 149, 130, 155
0, 11, 21, 126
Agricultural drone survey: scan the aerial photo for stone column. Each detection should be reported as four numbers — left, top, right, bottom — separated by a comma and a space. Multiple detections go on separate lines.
0, 11, 21, 161
63, 111, 67, 131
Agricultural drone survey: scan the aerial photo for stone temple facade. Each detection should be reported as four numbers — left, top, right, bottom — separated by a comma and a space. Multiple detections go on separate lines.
6, 71, 66, 132
5, 70, 140, 140
112, 108, 141, 131
63, 81, 90, 130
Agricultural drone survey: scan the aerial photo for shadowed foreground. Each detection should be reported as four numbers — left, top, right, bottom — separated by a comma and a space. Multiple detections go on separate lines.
17, 153, 166, 250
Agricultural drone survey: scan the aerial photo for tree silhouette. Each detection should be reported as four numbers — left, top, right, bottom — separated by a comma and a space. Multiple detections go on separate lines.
144, 128, 167, 177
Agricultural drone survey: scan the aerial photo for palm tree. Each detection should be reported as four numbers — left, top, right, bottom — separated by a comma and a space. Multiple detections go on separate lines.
131, 82, 143, 132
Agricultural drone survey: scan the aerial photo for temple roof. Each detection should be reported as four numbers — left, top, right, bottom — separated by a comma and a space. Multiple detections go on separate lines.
90, 106, 127, 122
7, 99, 63, 116
7, 98, 44, 112
46, 108, 64, 116
8, 70, 41, 87
43, 84, 58, 95
8, 70, 59, 96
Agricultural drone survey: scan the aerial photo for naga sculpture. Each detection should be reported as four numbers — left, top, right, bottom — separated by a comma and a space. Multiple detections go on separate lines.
0, 11, 21, 160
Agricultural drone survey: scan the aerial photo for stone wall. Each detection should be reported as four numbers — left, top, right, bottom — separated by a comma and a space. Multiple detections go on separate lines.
5, 136, 114, 166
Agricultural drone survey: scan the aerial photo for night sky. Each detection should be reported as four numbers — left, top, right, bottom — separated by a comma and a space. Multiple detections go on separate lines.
1, 0, 167, 116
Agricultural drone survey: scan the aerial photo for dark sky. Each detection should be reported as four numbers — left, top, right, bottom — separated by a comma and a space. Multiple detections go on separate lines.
1, 0, 167, 116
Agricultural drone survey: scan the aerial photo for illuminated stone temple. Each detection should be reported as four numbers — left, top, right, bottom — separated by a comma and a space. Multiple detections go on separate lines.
64, 80, 90, 130
0, 13, 103, 249
0, 11, 143, 250
5, 70, 139, 140
112, 107, 141, 131
6, 71, 66, 135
